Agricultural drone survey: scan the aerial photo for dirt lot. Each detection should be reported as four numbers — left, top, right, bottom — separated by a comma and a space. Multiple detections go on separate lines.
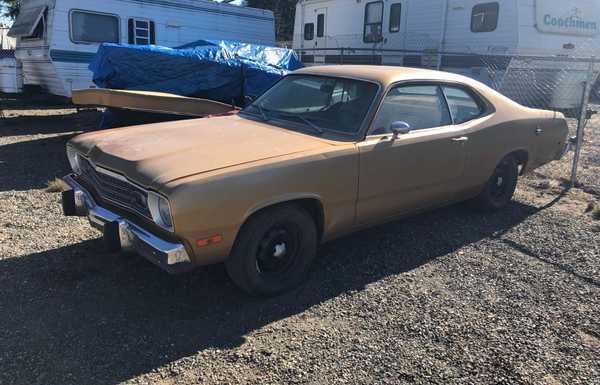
1, 96, 599, 385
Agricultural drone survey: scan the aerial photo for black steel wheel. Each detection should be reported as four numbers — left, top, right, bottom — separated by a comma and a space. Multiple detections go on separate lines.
473, 155, 519, 211
226, 205, 318, 296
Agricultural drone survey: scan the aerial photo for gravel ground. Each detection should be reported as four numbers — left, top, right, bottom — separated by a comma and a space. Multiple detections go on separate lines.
0, 97, 599, 385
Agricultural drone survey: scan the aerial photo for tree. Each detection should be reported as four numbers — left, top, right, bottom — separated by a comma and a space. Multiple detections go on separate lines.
1, 0, 20, 19
247, 0, 297, 43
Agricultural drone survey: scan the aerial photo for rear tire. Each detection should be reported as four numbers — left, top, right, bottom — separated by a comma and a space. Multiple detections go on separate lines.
473, 155, 519, 211
225, 205, 318, 296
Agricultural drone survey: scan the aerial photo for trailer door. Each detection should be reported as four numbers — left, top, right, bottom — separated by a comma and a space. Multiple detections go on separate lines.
386, 2, 405, 45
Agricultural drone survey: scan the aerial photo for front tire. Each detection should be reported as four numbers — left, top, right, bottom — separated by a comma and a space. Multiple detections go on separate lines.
473, 155, 519, 211
225, 205, 318, 296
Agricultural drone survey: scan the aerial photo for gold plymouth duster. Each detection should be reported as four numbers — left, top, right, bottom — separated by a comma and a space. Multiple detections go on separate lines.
62, 66, 569, 295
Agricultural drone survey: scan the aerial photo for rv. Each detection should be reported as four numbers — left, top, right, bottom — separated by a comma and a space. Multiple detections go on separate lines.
8, 0, 275, 97
293, 0, 600, 112
1, 27, 21, 93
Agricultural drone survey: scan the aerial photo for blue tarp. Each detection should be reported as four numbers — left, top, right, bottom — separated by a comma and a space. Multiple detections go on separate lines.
89, 40, 303, 106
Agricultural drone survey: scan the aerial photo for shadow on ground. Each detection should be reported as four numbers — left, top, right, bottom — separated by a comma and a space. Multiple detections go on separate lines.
0, 110, 102, 191
0, 199, 543, 385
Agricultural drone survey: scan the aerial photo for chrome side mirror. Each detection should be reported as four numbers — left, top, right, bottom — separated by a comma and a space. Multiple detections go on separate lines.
390, 121, 411, 138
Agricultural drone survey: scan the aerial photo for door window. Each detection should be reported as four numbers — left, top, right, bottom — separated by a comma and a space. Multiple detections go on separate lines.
471, 2, 499, 33
442, 86, 484, 124
317, 14, 325, 38
71, 10, 119, 44
389, 3, 402, 33
364, 1, 384, 43
372, 85, 452, 133
304, 23, 315, 40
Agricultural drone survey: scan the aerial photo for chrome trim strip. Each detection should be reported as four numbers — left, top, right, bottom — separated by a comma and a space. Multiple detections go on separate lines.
63, 175, 193, 273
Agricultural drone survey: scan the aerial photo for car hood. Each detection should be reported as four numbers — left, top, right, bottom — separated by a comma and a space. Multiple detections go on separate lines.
69, 114, 333, 188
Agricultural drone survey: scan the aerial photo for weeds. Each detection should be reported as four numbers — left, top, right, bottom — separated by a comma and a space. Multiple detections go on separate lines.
45, 178, 68, 193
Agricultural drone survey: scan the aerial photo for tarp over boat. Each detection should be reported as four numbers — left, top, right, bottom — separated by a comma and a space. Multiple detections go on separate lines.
89, 39, 303, 106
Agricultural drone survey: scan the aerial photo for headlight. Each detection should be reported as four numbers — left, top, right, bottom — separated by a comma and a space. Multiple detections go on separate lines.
148, 192, 173, 231
66, 147, 82, 174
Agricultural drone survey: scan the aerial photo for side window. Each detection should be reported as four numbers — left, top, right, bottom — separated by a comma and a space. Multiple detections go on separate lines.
364, 1, 384, 43
71, 11, 119, 44
389, 3, 402, 33
128, 18, 156, 45
317, 14, 325, 38
471, 2, 499, 33
372, 85, 452, 133
442, 86, 484, 124
304, 23, 314, 41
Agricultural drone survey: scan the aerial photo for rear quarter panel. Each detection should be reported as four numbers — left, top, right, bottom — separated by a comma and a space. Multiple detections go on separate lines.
461, 87, 567, 192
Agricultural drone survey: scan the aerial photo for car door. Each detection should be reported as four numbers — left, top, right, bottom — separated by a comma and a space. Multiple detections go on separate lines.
356, 84, 470, 225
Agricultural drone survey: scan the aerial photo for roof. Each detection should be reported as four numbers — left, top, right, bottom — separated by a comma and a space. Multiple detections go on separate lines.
294, 65, 479, 87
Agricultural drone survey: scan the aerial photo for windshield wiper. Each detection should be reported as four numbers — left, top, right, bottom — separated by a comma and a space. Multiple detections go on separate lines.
268, 111, 324, 135
254, 103, 269, 121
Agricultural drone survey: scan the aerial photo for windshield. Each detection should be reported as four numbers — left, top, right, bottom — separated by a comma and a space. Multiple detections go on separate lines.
243, 75, 379, 135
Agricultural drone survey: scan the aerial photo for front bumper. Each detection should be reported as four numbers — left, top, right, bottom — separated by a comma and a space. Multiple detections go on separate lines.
62, 175, 194, 274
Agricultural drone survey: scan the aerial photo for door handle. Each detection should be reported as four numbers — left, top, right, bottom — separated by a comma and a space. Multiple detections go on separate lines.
452, 136, 469, 142
535, 127, 544, 135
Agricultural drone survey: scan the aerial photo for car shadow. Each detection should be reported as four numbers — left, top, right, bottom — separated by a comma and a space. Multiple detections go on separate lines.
0, 199, 544, 385
0, 134, 75, 191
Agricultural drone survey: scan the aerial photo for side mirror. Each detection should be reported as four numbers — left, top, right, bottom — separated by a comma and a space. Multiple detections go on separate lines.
390, 121, 411, 138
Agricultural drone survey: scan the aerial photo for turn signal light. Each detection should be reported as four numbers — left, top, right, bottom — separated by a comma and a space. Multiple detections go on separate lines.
196, 235, 223, 248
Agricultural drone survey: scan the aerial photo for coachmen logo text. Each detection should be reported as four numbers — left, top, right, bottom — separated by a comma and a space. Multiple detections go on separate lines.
544, 7, 598, 32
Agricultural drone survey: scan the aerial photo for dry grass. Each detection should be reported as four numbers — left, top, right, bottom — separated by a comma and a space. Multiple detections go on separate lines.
585, 201, 600, 220
593, 204, 600, 220
45, 178, 68, 193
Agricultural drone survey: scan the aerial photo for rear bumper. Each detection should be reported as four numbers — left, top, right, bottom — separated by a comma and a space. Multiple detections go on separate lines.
62, 174, 194, 274
556, 137, 576, 160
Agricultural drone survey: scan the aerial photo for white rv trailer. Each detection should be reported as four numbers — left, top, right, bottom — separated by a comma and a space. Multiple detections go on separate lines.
1, 28, 16, 49
1, 28, 22, 93
8, 0, 275, 97
293, 0, 600, 112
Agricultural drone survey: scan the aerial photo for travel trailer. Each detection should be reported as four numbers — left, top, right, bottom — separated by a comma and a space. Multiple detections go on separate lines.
0, 28, 21, 93
1, 28, 16, 49
8, 0, 275, 97
293, 0, 600, 113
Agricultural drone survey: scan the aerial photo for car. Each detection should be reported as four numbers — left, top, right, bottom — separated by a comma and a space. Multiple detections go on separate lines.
61, 65, 570, 296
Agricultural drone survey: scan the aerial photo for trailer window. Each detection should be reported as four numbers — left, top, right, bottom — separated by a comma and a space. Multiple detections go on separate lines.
7, 6, 46, 39
389, 3, 402, 33
471, 2, 499, 33
304, 23, 314, 41
364, 1, 384, 43
70, 11, 119, 44
128, 18, 156, 45
317, 14, 325, 38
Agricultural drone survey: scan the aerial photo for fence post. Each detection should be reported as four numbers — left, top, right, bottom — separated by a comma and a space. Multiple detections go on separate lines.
570, 57, 596, 186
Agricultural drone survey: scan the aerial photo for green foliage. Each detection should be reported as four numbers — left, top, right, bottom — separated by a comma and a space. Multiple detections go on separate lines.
247, 0, 297, 42
1, 0, 20, 19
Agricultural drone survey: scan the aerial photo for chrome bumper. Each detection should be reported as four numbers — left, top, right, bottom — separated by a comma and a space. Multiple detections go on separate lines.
62, 175, 193, 274
556, 138, 575, 160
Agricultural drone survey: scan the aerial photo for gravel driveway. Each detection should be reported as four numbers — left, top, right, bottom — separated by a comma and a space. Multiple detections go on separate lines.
0, 97, 599, 385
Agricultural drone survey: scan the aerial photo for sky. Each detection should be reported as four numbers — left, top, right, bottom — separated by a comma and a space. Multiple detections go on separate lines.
0, 5, 10, 28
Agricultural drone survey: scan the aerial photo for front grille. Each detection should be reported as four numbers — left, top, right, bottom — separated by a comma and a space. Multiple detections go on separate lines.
79, 158, 151, 219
